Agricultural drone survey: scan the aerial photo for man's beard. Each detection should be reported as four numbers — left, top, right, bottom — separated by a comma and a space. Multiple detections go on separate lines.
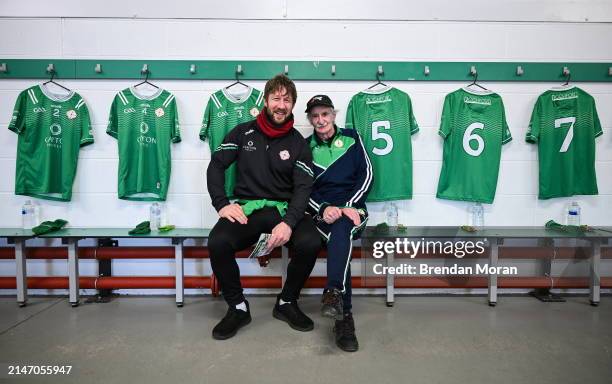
266, 107, 290, 125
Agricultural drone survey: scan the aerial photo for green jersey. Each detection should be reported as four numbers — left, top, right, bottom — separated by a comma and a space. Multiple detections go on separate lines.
436, 88, 512, 204
9, 85, 93, 201
345, 87, 419, 202
526, 86, 603, 199
200, 87, 263, 198
107, 87, 181, 201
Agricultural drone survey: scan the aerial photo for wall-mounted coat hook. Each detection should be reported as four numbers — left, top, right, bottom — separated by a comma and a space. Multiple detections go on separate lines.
0, 63, 7, 73
516, 65, 524, 76
331, 65, 336, 76
236, 64, 243, 75
608, 67, 611, 76
94, 63, 103, 73
141, 64, 149, 75
189, 64, 197, 74
562, 66, 570, 76
377, 65, 384, 75
424, 65, 430, 76
46, 63, 56, 74
470, 65, 477, 76
284, 65, 289, 75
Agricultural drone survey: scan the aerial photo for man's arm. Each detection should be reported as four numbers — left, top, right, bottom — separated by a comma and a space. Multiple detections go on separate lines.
344, 134, 373, 208
282, 142, 315, 229
206, 126, 241, 212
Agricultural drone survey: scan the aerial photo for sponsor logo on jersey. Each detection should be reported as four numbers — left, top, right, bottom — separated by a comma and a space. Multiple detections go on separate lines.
124, 108, 137, 114
279, 150, 290, 160
250, 107, 259, 117
45, 124, 63, 149
217, 111, 229, 118
140, 122, 149, 134
245, 129, 254, 136
33, 107, 47, 113
49, 124, 62, 136
243, 140, 257, 152
463, 96, 492, 106
551, 92, 578, 101
365, 95, 392, 105
66, 110, 77, 119
334, 139, 344, 148
155, 108, 165, 117
137, 122, 157, 145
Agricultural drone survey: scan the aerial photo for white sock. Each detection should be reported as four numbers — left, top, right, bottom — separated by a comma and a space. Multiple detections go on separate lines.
235, 302, 247, 312
279, 299, 291, 305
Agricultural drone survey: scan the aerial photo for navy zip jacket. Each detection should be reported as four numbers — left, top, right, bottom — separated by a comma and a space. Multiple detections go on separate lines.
307, 125, 373, 216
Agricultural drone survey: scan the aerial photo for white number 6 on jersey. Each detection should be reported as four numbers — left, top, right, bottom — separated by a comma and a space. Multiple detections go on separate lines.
463, 122, 485, 157
371, 121, 393, 156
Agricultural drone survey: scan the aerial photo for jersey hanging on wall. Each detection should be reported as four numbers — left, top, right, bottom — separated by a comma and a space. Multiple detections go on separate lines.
436, 87, 512, 204
9, 85, 94, 202
526, 86, 602, 199
200, 87, 263, 198
345, 86, 419, 202
107, 87, 181, 201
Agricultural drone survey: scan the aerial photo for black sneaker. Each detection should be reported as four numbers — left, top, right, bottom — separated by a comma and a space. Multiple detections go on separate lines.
212, 301, 252, 340
334, 313, 359, 352
321, 288, 343, 320
272, 296, 314, 332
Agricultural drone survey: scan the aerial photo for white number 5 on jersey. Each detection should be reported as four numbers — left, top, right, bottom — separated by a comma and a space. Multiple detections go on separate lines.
554, 117, 575, 153
371, 121, 393, 156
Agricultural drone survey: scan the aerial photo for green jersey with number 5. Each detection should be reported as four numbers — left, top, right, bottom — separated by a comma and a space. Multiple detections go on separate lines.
345, 87, 419, 201
436, 88, 512, 203
526, 86, 602, 199
200, 87, 263, 198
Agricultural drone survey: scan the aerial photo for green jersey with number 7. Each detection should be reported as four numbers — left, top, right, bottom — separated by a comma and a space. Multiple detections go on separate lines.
436, 88, 512, 204
345, 87, 419, 201
526, 86, 602, 199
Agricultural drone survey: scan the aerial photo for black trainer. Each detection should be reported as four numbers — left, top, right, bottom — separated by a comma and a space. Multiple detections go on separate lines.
334, 313, 359, 352
212, 301, 252, 340
321, 288, 343, 320
272, 296, 314, 332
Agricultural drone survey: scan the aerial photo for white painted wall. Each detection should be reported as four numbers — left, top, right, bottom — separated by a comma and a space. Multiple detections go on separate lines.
0, 2, 611, 294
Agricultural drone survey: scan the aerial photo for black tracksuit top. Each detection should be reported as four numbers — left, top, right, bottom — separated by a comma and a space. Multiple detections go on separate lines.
206, 119, 314, 229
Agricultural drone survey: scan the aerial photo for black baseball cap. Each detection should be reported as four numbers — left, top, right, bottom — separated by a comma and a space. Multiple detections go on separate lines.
305, 94, 334, 113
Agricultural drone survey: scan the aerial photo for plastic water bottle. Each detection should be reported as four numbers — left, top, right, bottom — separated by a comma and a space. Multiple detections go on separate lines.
470, 202, 484, 229
150, 203, 161, 231
566, 201, 581, 226
21, 200, 35, 230
385, 202, 398, 227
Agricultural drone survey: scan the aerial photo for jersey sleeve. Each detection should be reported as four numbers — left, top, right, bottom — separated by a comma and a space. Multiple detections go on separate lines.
199, 97, 213, 142
344, 98, 355, 129
8, 90, 28, 134
500, 99, 512, 145
592, 97, 603, 138
344, 133, 373, 208
106, 95, 119, 140
438, 93, 453, 139
407, 96, 420, 135
169, 98, 181, 144
525, 97, 541, 144
77, 99, 94, 147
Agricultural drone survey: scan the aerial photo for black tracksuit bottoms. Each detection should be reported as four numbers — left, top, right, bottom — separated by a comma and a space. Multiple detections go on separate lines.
208, 207, 321, 306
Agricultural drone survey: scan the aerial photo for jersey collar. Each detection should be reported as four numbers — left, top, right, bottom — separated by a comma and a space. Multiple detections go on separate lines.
222, 86, 253, 103
129, 86, 163, 100
39, 84, 75, 102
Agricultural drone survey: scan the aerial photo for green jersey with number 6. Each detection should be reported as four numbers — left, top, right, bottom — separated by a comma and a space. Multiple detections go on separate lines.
107, 87, 181, 201
436, 88, 512, 204
345, 87, 419, 201
200, 87, 263, 198
9, 85, 93, 201
526, 87, 602, 199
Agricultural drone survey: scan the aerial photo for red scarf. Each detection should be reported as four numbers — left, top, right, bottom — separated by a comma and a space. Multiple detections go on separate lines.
256, 108, 294, 138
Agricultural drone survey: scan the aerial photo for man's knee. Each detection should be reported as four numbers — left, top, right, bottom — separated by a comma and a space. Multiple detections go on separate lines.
290, 230, 321, 257
208, 221, 236, 256
330, 216, 355, 234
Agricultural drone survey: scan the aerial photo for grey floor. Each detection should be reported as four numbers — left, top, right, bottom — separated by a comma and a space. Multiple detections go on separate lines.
0, 295, 611, 384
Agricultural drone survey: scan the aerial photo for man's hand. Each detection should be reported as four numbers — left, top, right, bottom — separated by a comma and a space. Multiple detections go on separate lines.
267, 222, 292, 249
218, 203, 248, 224
323, 206, 342, 224
342, 207, 361, 226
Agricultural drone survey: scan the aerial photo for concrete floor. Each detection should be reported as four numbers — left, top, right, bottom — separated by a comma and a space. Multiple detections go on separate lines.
0, 295, 611, 384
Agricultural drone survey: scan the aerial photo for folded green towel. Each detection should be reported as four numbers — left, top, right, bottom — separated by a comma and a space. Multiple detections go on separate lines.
158, 225, 175, 233
545, 220, 590, 234
374, 222, 389, 234
129, 221, 151, 235
32, 219, 68, 235
237, 199, 288, 217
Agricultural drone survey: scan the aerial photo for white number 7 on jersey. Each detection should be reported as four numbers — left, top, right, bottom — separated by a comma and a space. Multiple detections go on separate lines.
554, 117, 575, 153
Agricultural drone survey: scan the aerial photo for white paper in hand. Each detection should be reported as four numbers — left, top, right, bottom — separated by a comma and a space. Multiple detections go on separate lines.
249, 233, 273, 258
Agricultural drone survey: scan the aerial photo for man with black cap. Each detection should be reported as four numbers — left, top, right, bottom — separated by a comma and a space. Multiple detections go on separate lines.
206, 74, 321, 340
305, 94, 373, 352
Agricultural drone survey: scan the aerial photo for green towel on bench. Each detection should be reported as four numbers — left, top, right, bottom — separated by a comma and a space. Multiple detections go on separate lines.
545, 220, 590, 234
129, 221, 151, 235
32, 219, 68, 235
